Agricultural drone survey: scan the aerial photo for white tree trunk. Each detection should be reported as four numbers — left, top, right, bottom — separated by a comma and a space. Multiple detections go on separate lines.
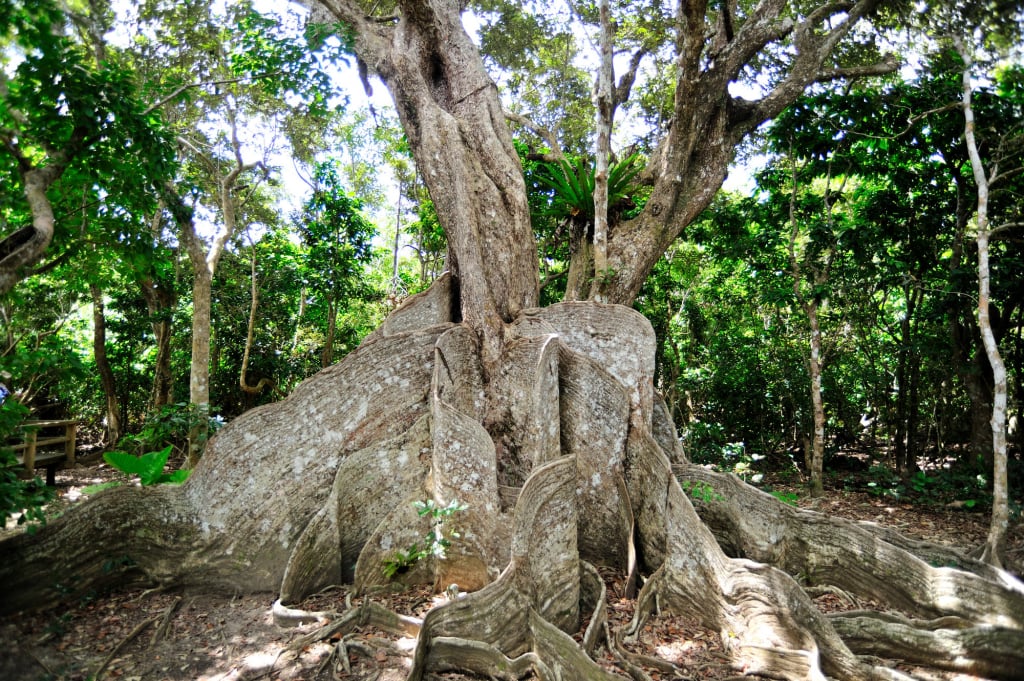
957, 38, 1009, 568
591, 0, 614, 301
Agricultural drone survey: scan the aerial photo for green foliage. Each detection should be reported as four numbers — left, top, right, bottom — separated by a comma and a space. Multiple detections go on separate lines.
297, 161, 379, 298
644, 59, 1024, 499
856, 462, 996, 509
382, 499, 468, 579
679, 480, 722, 503
0, 401, 54, 529
117, 403, 223, 462
770, 490, 800, 507
535, 154, 642, 223
0, 0, 177, 207
103, 445, 191, 486
230, 7, 353, 117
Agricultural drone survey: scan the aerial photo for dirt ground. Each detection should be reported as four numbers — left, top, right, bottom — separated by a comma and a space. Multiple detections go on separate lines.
1, 458, 1021, 681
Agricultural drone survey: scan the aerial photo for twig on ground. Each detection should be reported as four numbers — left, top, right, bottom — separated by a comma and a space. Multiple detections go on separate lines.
149, 595, 182, 648
25, 647, 56, 677
94, 614, 160, 680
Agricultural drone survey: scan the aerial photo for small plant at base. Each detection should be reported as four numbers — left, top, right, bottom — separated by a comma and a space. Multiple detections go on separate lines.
382, 499, 468, 579
595, 267, 618, 287
103, 445, 191, 486
680, 480, 722, 503
770, 490, 800, 506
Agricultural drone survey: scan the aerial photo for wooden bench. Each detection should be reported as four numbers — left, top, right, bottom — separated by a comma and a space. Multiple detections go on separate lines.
9, 419, 80, 486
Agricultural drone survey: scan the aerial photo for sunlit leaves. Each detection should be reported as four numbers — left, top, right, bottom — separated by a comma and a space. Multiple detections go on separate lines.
229, 8, 353, 117
0, 0, 177, 274
296, 161, 378, 300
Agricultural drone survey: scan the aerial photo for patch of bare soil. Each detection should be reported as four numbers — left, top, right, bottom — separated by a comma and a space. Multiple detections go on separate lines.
1, 460, 1021, 681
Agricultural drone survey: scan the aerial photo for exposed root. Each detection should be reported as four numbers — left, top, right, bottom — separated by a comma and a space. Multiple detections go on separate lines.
408, 457, 625, 680
676, 464, 1024, 628
607, 620, 677, 677
603, 621, 654, 681
7, 297, 1021, 681
424, 636, 545, 680
804, 584, 861, 609
829, 610, 1024, 680
580, 561, 609, 656
631, 429, 903, 681
285, 601, 422, 652
272, 598, 334, 627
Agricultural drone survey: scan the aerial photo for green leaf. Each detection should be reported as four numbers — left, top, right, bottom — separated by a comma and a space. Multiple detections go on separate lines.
103, 445, 174, 485
104, 450, 152, 476
158, 469, 193, 485
80, 481, 122, 495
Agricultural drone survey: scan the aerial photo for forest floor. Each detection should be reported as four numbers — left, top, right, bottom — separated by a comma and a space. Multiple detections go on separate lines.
1, 456, 1022, 681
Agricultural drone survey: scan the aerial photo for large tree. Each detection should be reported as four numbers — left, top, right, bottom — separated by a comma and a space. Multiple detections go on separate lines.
4, 3, 1024, 681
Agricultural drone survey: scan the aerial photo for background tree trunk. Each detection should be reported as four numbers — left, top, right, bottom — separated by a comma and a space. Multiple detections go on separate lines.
140, 277, 176, 409
90, 284, 122, 446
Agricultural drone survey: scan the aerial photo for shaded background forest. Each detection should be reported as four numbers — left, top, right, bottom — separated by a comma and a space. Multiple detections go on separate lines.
2, 0, 1022, 517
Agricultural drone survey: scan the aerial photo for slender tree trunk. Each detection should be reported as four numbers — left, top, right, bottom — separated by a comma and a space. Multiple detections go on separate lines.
907, 341, 921, 469
957, 39, 1009, 569
894, 286, 921, 476
176, 109, 253, 467
291, 288, 306, 352
240, 241, 274, 396
139, 273, 176, 410
90, 284, 122, 446
591, 0, 613, 301
185, 257, 213, 468
787, 153, 830, 496
321, 298, 337, 368
390, 178, 403, 297
806, 301, 826, 496
946, 173, 994, 472
139, 211, 177, 410
894, 332, 909, 474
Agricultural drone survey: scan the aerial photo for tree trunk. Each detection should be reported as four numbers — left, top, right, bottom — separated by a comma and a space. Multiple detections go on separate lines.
177, 110, 250, 466
140, 277, 175, 409
0, 164, 66, 296
957, 39, 1009, 568
240, 242, 275, 395
90, 284, 122, 446
893, 284, 922, 476
564, 221, 594, 302
4, 295, 1024, 681
806, 302, 826, 497
591, 0, 614, 302
328, 0, 538, 366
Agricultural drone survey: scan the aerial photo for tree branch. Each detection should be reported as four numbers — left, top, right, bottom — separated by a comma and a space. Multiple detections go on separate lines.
503, 111, 565, 161
613, 48, 647, 110
144, 74, 282, 115
814, 58, 901, 84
